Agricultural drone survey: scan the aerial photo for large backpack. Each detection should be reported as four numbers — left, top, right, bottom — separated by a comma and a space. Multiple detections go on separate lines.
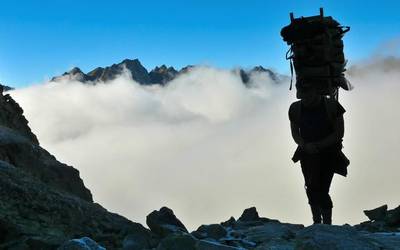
281, 8, 352, 99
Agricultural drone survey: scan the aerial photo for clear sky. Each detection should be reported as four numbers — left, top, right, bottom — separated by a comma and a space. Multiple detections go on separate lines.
1, 0, 399, 87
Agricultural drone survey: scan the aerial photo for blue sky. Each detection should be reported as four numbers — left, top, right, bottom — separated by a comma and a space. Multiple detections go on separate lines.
1, 0, 399, 87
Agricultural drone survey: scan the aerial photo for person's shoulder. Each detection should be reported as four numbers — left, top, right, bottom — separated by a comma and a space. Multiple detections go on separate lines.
289, 100, 301, 109
289, 100, 301, 122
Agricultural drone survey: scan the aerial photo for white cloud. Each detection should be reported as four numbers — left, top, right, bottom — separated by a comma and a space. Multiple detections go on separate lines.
9, 61, 400, 230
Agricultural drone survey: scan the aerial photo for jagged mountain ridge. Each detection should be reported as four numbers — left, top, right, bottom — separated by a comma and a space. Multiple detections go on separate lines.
51, 58, 280, 85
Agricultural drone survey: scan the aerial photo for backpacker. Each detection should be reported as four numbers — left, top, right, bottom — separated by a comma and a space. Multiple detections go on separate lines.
281, 8, 352, 98
290, 96, 350, 176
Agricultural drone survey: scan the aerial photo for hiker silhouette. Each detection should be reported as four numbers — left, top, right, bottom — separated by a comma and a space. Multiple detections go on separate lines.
289, 83, 347, 225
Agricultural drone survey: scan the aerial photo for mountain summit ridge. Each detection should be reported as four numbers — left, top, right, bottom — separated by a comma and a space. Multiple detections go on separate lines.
51, 58, 281, 85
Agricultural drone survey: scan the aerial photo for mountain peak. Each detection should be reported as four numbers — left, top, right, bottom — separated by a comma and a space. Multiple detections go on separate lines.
121, 58, 141, 65
68, 67, 84, 75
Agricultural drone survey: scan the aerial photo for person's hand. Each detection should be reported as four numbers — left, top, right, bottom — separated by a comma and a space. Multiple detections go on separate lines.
303, 143, 319, 154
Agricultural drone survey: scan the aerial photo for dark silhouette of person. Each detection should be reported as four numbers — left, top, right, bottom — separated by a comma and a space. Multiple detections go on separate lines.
288, 83, 346, 225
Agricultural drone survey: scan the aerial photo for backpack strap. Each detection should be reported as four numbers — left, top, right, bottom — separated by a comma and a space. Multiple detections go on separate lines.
323, 96, 338, 125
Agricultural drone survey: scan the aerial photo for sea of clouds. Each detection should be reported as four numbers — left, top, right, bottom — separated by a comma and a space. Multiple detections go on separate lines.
9, 56, 400, 230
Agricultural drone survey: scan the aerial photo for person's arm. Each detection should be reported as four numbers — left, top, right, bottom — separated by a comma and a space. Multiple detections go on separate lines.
314, 115, 344, 150
291, 122, 320, 154
290, 121, 305, 147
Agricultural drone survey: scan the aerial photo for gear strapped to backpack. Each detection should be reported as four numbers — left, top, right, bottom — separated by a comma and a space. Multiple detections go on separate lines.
281, 8, 352, 99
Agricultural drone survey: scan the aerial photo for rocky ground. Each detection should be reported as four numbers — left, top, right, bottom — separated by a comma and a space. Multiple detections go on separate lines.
1, 87, 399, 249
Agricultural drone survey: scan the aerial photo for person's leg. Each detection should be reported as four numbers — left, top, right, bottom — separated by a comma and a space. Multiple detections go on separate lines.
301, 154, 322, 224
319, 158, 334, 225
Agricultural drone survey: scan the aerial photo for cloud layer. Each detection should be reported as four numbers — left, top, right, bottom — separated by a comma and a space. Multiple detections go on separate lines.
10, 61, 400, 230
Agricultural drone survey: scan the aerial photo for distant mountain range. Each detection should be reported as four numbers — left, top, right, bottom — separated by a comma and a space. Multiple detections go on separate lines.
51, 58, 281, 85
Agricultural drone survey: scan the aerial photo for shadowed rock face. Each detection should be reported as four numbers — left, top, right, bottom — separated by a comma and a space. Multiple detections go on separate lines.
50, 58, 281, 86
0, 91, 155, 249
0, 91, 91, 201
0, 91, 38, 145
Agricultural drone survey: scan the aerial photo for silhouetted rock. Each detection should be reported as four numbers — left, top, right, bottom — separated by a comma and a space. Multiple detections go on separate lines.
364, 204, 388, 221
0, 92, 38, 144
356, 204, 400, 232
386, 205, 400, 226
146, 207, 188, 237
192, 224, 227, 240
221, 216, 236, 228
238, 207, 260, 222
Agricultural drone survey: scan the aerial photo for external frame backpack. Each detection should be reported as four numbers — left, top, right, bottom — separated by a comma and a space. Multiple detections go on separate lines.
281, 8, 352, 99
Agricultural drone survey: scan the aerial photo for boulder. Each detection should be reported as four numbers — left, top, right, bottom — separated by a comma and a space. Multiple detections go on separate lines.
385, 206, 400, 226
364, 204, 388, 221
241, 222, 303, 244
238, 207, 260, 222
193, 224, 227, 240
146, 207, 188, 237
156, 233, 197, 250
122, 229, 155, 250
221, 217, 236, 228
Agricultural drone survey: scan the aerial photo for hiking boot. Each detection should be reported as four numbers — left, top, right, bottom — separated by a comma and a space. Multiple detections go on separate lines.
311, 205, 322, 224
322, 208, 332, 225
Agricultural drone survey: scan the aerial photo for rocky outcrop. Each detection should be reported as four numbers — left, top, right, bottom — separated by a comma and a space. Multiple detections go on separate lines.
146, 207, 188, 237
0, 160, 154, 249
0, 90, 91, 201
0, 91, 155, 249
355, 204, 400, 233
0, 90, 38, 145
50, 59, 280, 86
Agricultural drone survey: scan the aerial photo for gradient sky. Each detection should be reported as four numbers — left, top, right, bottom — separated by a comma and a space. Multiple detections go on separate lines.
1, 0, 399, 87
